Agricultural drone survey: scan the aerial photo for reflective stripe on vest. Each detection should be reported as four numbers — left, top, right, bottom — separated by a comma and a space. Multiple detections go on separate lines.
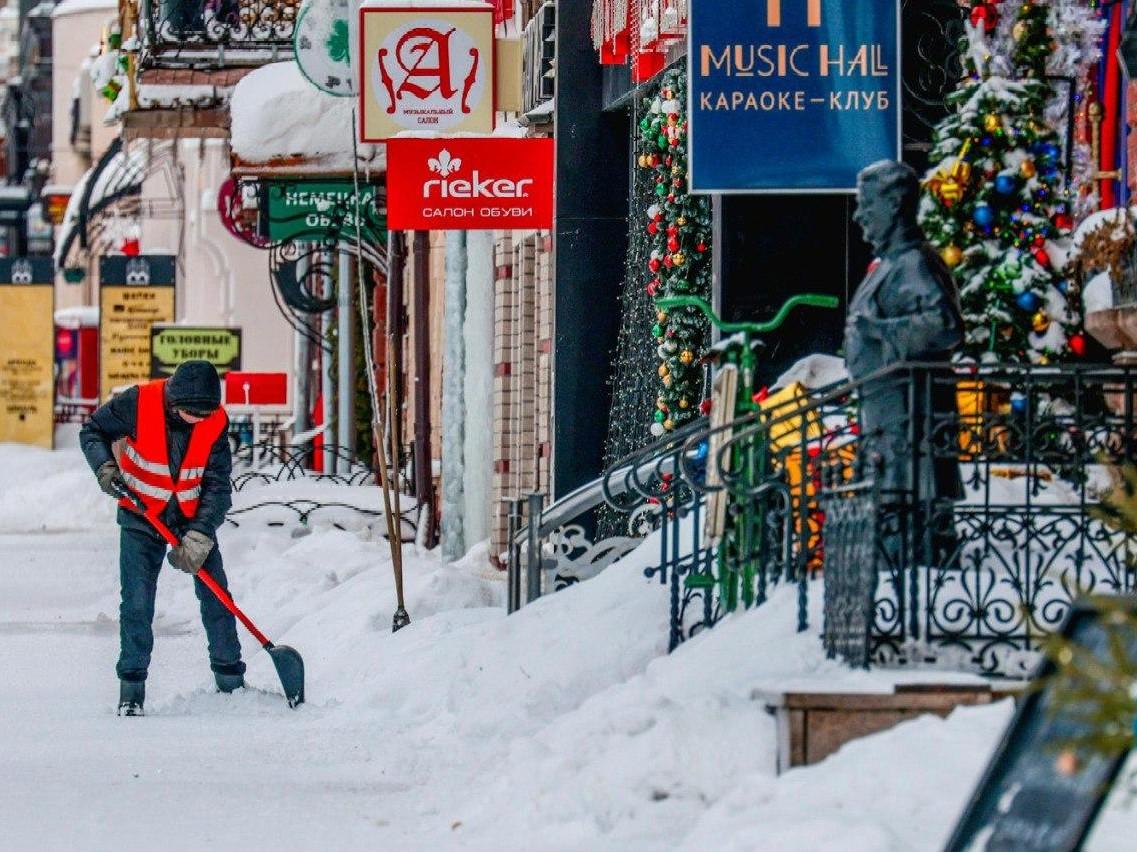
116, 379, 228, 519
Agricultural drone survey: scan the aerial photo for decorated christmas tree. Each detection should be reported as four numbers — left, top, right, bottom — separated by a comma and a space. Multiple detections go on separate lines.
920, 0, 1086, 364
635, 64, 713, 435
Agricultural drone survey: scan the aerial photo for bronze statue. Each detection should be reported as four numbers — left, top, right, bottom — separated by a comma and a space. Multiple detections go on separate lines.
844, 160, 964, 501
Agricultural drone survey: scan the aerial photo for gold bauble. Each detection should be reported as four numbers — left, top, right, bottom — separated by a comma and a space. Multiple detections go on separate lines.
663, 419, 675, 431
672, 252, 686, 266
677, 216, 687, 226
1032, 310, 1050, 333
679, 350, 694, 365
657, 310, 668, 323
1012, 20, 1028, 41
983, 113, 1002, 133
941, 245, 963, 268
662, 375, 672, 387
638, 154, 649, 168
678, 398, 690, 410
1020, 159, 1037, 179
658, 364, 670, 378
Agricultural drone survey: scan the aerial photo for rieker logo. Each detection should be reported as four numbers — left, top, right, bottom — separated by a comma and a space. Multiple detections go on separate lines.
422, 149, 534, 200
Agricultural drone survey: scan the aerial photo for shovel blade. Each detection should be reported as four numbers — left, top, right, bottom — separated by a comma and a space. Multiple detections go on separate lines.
267, 644, 305, 708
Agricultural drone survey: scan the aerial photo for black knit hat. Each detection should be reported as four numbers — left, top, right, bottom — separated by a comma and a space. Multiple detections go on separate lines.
166, 360, 222, 413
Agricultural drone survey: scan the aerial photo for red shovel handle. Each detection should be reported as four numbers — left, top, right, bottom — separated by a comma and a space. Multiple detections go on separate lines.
194, 567, 272, 649
117, 487, 274, 649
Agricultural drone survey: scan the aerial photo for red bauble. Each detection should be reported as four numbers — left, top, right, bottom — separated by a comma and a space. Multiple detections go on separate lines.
667, 236, 680, 252
667, 224, 678, 236
647, 222, 659, 235
1069, 333, 1087, 357
1032, 247, 1051, 267
646, 281, 658, 296
1053, 213, 1073, 231
648, 258, 661, 273
654, 211, 664, 222
696, 242, 707, 252
969, 3, 997, 32
1033, 234, 1046, 248
699, 398, 713, 416
663, 255, 674, 269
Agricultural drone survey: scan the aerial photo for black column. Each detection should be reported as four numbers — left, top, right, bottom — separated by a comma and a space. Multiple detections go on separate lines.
552, 1, 630, 499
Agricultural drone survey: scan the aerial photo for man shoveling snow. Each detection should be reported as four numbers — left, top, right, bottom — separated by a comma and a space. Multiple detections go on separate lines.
80, 360, 245, 716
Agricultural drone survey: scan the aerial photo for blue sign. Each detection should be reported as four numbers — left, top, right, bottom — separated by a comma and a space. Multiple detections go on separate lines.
689, 0, 901, 193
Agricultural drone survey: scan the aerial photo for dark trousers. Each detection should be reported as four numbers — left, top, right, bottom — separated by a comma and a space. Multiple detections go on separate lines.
116, 526, 245, 682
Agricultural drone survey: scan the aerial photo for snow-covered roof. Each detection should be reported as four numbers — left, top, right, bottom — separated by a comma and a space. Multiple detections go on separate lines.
54, 142, 147, 266
51, 0, 116, 17
230, 61, 382, 170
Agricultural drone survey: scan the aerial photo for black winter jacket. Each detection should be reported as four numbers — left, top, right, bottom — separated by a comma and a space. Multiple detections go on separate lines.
79, 385, 233, 539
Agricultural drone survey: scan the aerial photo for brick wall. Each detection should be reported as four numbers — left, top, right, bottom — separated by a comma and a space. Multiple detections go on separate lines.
489, 228, 554, 564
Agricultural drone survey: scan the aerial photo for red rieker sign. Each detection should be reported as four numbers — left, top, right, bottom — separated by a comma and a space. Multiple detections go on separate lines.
386, 137, 554, 230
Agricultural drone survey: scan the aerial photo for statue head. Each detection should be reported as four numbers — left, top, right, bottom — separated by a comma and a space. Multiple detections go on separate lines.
853, 160, 920, 254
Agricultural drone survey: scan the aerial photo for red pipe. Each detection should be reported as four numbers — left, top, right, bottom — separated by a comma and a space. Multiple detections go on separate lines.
1101, 1, 1124, 208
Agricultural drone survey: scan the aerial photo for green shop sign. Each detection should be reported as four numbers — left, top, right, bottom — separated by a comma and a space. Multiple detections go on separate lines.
149, 326, 242, 378
263, 181, 385, 242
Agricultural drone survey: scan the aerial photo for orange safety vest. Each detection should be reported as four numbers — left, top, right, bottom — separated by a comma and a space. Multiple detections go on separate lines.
117, 379, 228, 518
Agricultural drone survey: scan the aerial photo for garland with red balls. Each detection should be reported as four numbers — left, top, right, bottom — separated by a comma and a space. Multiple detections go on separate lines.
635, 64, 713, 435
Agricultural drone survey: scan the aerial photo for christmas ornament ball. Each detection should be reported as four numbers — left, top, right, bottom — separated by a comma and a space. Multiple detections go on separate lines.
663, 419, 675, 431
1032, 310, 1050, 333
973, 203, 995, 227
995, 174, 1017, 195
1069, 333, 1087, 357
1016, 291, 1040, 312
1053, 212, 1073, 231
941, 245, 963, 268
650, 422, 666, 437
1032, 246, 1051, 268
1011, 394, 1027, 415
653, 409, 665, 423
984, 113, 1002, 133
1020, 159, 1037, 179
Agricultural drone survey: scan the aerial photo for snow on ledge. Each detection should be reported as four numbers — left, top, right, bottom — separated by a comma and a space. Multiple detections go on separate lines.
230, 61, 380, 167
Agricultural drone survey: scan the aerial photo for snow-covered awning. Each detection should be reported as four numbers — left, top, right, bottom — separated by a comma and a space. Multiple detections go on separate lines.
54, 138, 146, 267
229, 61, 383, 175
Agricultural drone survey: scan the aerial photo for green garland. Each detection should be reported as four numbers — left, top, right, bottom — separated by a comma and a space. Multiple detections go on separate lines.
635, 64, 713, 434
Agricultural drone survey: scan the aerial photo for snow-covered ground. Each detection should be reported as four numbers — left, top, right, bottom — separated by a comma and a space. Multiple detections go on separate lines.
0, 443, 1133, 850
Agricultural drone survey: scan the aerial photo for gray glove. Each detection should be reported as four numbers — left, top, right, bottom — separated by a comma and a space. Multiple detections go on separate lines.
96, 461, 127, 498
167, 530, 215, 574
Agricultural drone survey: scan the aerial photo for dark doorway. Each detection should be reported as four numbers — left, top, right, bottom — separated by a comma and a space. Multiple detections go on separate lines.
717, 0, 965, 389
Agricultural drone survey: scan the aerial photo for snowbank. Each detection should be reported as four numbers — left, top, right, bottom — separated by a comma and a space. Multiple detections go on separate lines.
2, 444, 1134, 849
0, 445, 115, 533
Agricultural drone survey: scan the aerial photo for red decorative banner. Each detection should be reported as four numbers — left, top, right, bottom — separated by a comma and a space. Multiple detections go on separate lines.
386, 137, 555, 230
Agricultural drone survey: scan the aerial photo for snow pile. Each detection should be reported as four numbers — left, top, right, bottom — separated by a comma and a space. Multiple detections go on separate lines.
2, 444, 1135, 849
230, 61, 381, 168
0, 445, 114, 532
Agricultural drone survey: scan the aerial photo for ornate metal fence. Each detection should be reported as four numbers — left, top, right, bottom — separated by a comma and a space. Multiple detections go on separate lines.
815, 363, 1137, 676
142, 0, 299, 48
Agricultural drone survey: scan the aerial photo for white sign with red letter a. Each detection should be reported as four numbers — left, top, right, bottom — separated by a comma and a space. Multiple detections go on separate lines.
358, 4, 495, 142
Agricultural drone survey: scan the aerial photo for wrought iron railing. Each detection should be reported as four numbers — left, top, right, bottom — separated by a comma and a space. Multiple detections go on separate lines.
510, 361, 1137, 677
814, 362, 1137, 676
138, 0, 299, 64
226, 439, 419, 533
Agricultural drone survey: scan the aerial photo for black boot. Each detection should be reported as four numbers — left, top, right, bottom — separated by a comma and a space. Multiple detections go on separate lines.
118, 680, 145, 716
215, 672, 245, 693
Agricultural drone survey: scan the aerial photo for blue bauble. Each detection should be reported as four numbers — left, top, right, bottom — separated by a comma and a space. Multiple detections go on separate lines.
1043, 143, 1060, 160
995, 174, 1017, 195
1016, 291, 1041, 312
1056, 280, 1069, 295
695, 440, 709, 462
974, 204, 995, 227
1011, 394, 1028, 415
